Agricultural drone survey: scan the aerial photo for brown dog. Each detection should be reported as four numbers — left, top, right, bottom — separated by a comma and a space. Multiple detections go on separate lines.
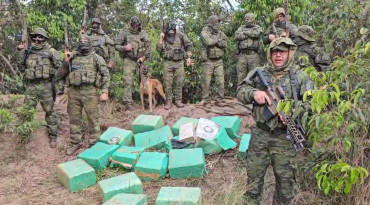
139, 63, 166, 112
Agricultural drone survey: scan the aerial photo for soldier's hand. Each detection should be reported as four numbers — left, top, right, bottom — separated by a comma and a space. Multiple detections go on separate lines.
126, 43, 133, 51
108, 61, 115, 69
186, 58, 192, 66
160, 32, 165, 39
65, 50, 72, 62
268, 34, 276, 42
138, 56, 145, 63
254, 91, 272, 105
99, 92, 109, 101
17, 44, 25, 50
278, 113, 287, 125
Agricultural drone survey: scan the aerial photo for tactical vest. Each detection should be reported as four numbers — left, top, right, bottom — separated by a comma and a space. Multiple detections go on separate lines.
124, 31, 146, 60
68, 53, 99, 87
25, 49, 55, 80
90, 34, 108, 59
238, 27, 261, 51
163, 34, 185, 61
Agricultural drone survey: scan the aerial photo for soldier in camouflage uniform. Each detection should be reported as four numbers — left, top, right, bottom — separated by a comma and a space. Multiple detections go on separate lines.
265, 7, 297, 44
17, 27, 61, 148
88, 18, 115, 69
237, 38, 313, 205
293, 25, 331, 71
157, 19, 192, 109
200, 15, 227, 104
59, 34, 110, 155
115, 16, 152, 109
235, 12, 263, 85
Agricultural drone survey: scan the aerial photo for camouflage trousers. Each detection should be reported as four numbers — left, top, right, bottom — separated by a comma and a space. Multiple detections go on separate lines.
122, 58, 138, 105
202, 59, 225, 101
246, 125, 296, 205
164, 60, 184, 102
67, 85, 100, 145
24, 81, 58, 139
236, 52, 260, 85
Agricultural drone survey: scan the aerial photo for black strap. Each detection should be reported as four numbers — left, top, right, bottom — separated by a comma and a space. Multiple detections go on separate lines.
289, 69, 299, 102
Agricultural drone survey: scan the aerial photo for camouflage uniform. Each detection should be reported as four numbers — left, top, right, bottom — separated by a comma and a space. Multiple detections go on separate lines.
237, 38, 313, 205
59, 35, 110, 148
293, 25, 331, 71
157, 19, 192, 107
115, 17, 152, 106
235, 13, 263, 85
265, 8, 297, 44
88, 18, 115, 65
18, 28, 61, 146
200, 15, 227, 102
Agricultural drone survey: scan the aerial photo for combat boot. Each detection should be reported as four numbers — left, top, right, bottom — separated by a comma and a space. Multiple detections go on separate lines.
66, 143, 82, 156
174, 101, 184, 108
164, 101, 172, 110
49, 137, 57, 148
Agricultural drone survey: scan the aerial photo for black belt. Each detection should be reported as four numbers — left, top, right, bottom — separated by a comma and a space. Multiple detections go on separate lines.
240, 50, 257, 55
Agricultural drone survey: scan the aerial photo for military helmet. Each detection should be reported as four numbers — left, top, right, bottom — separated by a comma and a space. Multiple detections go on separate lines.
79, 34, 91, 44
30, 27, 49, 39
274, 7, 286, 18
244, 12, 256, 22
165, 19, 177, 33
91, 18, 102, 24
270, 37, 297, 51
208, 15, 220, 25
130, 16, 141, 27
295, 25, 315, 42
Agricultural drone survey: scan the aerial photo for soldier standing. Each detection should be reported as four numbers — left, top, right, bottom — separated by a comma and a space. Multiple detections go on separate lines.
157, 19, 192, 109
17, 27, 61, 148
265, 7, 297, 43
60, 34, 110, 155
237, 38, 313, 205
235, 12, 263, 85
115, 16, 152, 109
200, 15, 227, 105
293, 25, 331, 71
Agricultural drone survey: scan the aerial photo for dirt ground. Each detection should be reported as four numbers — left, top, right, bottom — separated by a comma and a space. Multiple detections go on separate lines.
0, 95, 275, 205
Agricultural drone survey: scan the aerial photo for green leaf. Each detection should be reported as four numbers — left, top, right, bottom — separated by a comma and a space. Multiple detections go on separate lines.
344, 140, 351, 152
350, 168, 359, 185
341, 164, 351, 172
284, 100, 291, 114
335, 178, 343, 192
344, 178, 352, 194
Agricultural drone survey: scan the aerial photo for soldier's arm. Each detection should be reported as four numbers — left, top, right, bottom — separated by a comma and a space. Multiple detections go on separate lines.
237, 68, 259, 104
297, 70, 314, 99
235, 27, 246, 40
97, 56, 110, 92
156, 38, 164, 53
217, 32, 227, 49
182, 34, 193, 58
263, 25, 273, 44
50, 48, 63, 69
142, 31, 152, 59
243, 26, 262, 38
114, 30, 126, 52
105, 35, 115, 63
200, 29, 218, 47
16, 47, 26, 70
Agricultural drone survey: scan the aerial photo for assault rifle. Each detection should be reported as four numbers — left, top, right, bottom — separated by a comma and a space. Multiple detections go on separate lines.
255, 69, 307, 152
80, 6, 88, 34
64, 21, 72, 72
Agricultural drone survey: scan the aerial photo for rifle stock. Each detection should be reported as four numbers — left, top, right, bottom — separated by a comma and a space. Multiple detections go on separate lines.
255, 69, 307, 152
64, 22, 72, 71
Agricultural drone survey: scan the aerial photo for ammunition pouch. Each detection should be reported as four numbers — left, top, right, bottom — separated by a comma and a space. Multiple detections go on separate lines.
68, 70, 97, 86
207, 46, 224, 59
238, 38, 259, 51
261, 104, 278, 122
165, 48, 185, 61
25, 52, 55, 80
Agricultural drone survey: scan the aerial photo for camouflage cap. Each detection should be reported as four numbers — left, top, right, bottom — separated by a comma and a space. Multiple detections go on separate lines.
166, 19, 177, 32
208, 15, 220, 25
244, 12, 256, 22
91, 18, 102, 24
274, 7, 286, 18
130, 16, 141, 27
270, 37, 297, 51
79, 34, 91, 44
30, 27, 49, 39
295, 25, 315, 42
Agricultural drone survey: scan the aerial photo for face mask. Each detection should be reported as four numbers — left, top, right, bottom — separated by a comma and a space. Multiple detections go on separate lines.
168, 30, 175, 36
78, 43, 91, 54
245, 21, 254, 27
279, 20, 287, 28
